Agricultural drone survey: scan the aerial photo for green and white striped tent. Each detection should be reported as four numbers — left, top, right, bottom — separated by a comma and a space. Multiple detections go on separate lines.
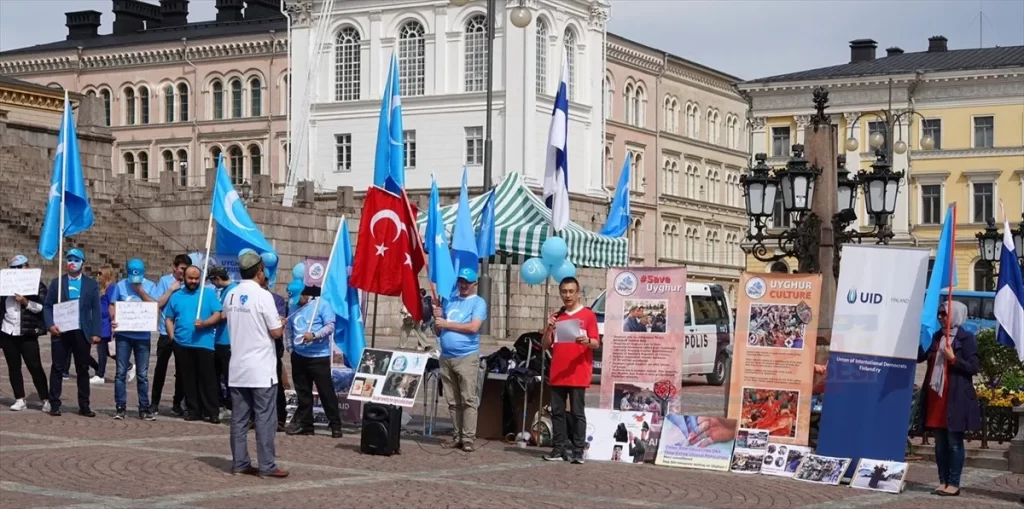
415, 172, 627, 268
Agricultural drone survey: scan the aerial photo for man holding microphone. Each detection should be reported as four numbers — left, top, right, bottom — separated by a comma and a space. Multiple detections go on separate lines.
541, 276, 599, 464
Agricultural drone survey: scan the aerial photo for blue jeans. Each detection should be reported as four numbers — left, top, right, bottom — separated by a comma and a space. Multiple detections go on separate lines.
115, 337, 151, 411
934, 429, 965, 487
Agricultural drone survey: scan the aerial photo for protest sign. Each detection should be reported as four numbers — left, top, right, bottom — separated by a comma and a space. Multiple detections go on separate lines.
0, 268, 41, 296
304, 257, 328, 287
349, 348, 429, 407
114, 302, 159, 332
654, 414, 737, 472
53, 300, 80, 332
583, 408, 653, 464
760, 443, 813, 478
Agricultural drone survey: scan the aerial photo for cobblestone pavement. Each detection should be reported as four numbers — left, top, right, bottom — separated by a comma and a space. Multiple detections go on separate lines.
1, 340, 1021, 508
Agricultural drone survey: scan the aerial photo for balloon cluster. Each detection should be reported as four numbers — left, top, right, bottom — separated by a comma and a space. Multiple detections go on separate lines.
519, 236, 576, 286
287, 262, 306, 309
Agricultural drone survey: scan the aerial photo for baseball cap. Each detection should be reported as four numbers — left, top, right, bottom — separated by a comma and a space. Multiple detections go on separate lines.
457, 267, 478, 283
126, 258, 146, 284
8, 255, 28, 268
207, 265, 229, 281
67, 248, 85, 262
238, 251, 263, 271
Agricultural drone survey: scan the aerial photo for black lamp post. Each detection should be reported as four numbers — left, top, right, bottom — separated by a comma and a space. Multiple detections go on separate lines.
976, 218, 1001, 291
239, 179, 252, 202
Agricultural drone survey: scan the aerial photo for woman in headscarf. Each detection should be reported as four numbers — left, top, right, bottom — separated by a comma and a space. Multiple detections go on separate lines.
917, 301, 980, 497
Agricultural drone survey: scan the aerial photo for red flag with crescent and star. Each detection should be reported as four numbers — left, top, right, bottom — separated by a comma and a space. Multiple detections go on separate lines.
351, 186, 425, 321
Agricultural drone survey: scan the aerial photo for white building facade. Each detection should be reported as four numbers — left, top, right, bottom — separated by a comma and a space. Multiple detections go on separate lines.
287, 0, 611, 195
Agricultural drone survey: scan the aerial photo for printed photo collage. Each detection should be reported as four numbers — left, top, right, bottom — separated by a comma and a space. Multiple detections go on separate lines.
351, 348, 430, 407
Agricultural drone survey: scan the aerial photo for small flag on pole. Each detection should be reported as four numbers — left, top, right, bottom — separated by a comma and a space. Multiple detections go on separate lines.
542, 51, 570, 233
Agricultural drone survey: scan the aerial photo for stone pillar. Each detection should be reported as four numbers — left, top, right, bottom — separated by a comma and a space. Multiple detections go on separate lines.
891, 119, 911, 241
1010, 404, 1024, 473
749, 117, 767, 163
805, 120, 838, 341
795, 115, 810, 145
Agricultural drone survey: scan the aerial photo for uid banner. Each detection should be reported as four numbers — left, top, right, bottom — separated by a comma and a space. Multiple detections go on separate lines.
599, 267, 687, 461
728, 272, 821, 446
817, 245, 929, 472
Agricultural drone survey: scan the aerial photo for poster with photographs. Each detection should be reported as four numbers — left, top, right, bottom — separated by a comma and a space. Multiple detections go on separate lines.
654, 414, 738, 472
583, 408, 653, 464
730, 429, 770, 474
850, 459, 908, 494
621, 299, 668, 333
760, 444, 813, 478
793, 454, 853, 486
283, 390, 362, 427
739, 387, 801, 438
349, 348, 429, 407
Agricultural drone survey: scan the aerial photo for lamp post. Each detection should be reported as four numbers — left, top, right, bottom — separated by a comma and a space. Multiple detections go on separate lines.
975, 216, 1024, 288
450, 0, 532, 335
843, 78, 936, 165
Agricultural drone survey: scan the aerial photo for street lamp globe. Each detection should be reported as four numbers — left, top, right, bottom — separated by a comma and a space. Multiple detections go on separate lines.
976, 218, 1001, 263
868, 131, 885, 149
450, 0, 470, 6
836, 156, 858, 212
919, 134, 936, 151
740, 154, 778, 218
509, 5, 533, 28
892, 140, 908, 155
844, 137, 859, 152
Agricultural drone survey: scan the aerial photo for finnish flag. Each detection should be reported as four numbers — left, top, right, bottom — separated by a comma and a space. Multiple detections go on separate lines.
995, 216, 1024, 362
543, 51, 570, 233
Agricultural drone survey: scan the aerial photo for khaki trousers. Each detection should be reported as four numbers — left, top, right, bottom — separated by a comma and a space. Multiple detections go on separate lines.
440, 353, 480, 444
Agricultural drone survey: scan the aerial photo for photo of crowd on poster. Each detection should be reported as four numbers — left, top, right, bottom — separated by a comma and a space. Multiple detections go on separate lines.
357, 349, 392, 376
584, 409, 653, 464
381, 372, 421, 399
612, 382, 666, 423
621, 299, 668, 333
740, 387, 799, 438
760, 444, 813, 477
850, 459, 908, 493
747, 303, 811, 349
793, 454, 852, 485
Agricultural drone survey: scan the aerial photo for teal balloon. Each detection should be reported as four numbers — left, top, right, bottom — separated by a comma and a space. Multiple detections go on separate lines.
551, 260, 577, 283
520, 258, 549, 285
292, 262, 306, 280
541, 237, 568, 268
286, 279, 304, 310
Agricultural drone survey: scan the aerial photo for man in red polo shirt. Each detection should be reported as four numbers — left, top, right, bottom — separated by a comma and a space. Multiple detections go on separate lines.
541, 276, 600, 464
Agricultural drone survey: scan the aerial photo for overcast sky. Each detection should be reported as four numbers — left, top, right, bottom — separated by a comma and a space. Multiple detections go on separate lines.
1, 0, 1022, 80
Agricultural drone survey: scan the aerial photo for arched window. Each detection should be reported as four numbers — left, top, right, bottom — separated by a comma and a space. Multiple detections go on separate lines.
670, 98, 680, 133
230, 79, 243, 118
210, 146, 222, 172
535, 18, 548, 94
630, 218, 643, 258
138, 151, 149, 180
250, 77, 262, 116
623, 83, 635, 125
100, 89, 111, 126
634, 84, 646, 128
603, 75, 613, 119
123, 152, 136, 176
563, 27, 577, 101
124, 88, 136, 125
178, 83, 189, 121
162, 150, 174, 173
177, 149, 189, 187
229, 146, 244, 184
282, 75, 290, 116
663, 96, 672, 132
770, 261, 789, 273
211, 80, 224, 120
464, 15, 488, 92
398, 21, 426, 97
663, 224, 673, 257
334, 26, 361, 101
139, 86, 150, 124
249, 144, 262, 175
631, 152, 644, 192
164, 85, 174, 123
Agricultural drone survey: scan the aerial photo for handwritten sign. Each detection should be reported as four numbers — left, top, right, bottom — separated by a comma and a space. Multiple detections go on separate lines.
53, 300, 80, 332
0, 268, 41, 296
115, 302, 159, 332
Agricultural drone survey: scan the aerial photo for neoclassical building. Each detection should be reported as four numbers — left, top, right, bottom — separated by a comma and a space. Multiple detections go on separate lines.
0, 0, 289, 189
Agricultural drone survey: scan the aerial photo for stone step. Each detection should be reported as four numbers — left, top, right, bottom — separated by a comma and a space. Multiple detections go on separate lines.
912, 444, 1009, 471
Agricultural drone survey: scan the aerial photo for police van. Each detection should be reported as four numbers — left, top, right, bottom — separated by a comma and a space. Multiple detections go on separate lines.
589, 282, 734, 385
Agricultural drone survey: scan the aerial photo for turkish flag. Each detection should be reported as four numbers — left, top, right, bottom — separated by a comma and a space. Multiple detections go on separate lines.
351, 186, 425, 321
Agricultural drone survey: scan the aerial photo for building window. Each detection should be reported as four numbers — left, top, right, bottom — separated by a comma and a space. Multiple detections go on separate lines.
138, 151, 149, 180
398, 21, 426, 97
563, 28, 577, 101
972, 182, 994, 223
250, 78, 262, 116
178, 83, 189, 121
230, 79, 243, 118
100, 89, 111, 126
974, 261, 996, 292
771, 193, 791, 228
921, 184, 941, 224
229, 146, 244, 184
164, 85, 174, 123
249, 145, 262, 175
124, 152, 135, 176
685, 103, 700, 138
628, 151, 644, 193
403, 130, 416, 170
163, 150, 174, 173
210, 146, 222, 171
973, 116, 994, 148
124, 88, 136, 125
464, 15, 488, 92
465, 126, 484, 166
334, 26, 361, 101
633, 85, 646, 128
335, 134, 352, 172
177, 149, 188, 187
624, 83, 635, 125
139, 86, 150, 124
535, 18, 548, 94
771, 126, 790, 157
630, 219, 643, 258
922, 119, 941, 150
212, 80, 224, 120
867, 120, 887, 153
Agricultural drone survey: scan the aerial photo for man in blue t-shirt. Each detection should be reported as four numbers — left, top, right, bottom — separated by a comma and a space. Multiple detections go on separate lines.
109, 258, 158, 420
285, 286, 342, 438
208, 266, 237, 413
150, 254, 191, 416
163, 266, 223, 423
432, 267, 487, 452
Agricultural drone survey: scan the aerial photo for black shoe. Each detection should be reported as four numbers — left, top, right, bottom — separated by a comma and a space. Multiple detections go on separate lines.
48, 408, 62, 417
78, 408, 96, 418
184, 413, 202, 422
207, 416, 221, 425
140, 411, 156, 421
331, 428, 343, 439
571, 451, 584, 464
114, 408, 126, 420
286, 425, 315, 436
937, 488, 960, 497
171, 406, 185, 418
542, 450, 569, 462
276, 422, 286, 433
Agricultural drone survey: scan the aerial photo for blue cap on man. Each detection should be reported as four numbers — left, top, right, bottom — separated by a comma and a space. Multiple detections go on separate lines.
66, 248, 85, 262
126, 258, 146, 284
457, 267, 478, 283
9, 254, 28, 268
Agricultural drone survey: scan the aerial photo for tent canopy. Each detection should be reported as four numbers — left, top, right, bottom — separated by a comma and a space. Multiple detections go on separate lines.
415, 172, 627, 268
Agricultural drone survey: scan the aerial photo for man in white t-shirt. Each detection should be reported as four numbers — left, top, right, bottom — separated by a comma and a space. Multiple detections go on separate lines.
223, 251, 287, 479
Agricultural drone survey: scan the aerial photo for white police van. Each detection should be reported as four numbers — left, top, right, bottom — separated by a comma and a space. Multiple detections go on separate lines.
589, 282, 734, 385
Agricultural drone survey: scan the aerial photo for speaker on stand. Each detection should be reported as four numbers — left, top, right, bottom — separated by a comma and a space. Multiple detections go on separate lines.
360, 403, 402, 456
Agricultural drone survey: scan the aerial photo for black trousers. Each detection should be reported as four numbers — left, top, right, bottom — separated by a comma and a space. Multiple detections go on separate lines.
549, 386, 587, 454
151, 335, 183, 410
61, 340, 98, 375
174, 344, 219, 419
214, 344, 231, 409
48, 331, 92, 411
275, 339, 286, 425
0, 332, 48, 400
290, 353, 340, 429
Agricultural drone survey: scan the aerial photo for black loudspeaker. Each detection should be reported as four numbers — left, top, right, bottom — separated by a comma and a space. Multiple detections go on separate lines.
360, 403, 402, 456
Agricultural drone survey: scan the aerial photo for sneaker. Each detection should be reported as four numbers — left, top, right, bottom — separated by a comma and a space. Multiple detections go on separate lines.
441, 440, 463, 449
48, 408, 61, 417
218, 408, 231, 421
207, 416, 221, 425
259, 469, 289, 479
543, 450, 569, 462
331, 428, 344, 439
571, 451, 584, 465
62, 373, 70, 380
170, 406, 185, 418
89, 375, 105, 385
78, 408, 96, 418
10, 398, 27, 411
127, 364, 136, 383
41, 401, 51, 413
462, 442, 476, 452
140, 411, 156, 421
114, 408, 126, 420
286, 425, 314, 436
232, 465, 259, 476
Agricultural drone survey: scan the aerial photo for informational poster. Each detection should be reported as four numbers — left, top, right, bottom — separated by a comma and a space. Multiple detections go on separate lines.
728, 272, 821, 446
53, 300, 80, 332
283, 390, 362, 427
304, 257, 328, 287
350, 348, 429, 407
818, 245, 928, 473
793, 454, 853, 485
600, 267, 687, 461
654, 414, 737, 472
583, 408, 653, 464
730, 429, 770, 474
760, 443, 813, 478
114, 302, 159, 332
0, 268, 41, 296
850, 458, 908, 494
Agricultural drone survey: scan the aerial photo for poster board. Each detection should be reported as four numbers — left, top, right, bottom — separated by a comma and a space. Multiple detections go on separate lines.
760, 443, 813, 478
114, 302, 159, 332
583, 408, 653, 463
599, 267, 687, 461
349, 348, 429, 407
793, 454, 853, 485
654, 414, 737, 472
0, 268, 41, 296
849, 458, 908, 494
728, 272, 821, 446
730, 429, 770, 474
53, 300, 80, 332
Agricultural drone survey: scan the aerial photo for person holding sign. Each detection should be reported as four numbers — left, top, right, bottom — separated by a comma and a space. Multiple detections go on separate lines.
284, 286, 342, 438
1, 255, 50, 412
109, 258, 158, 420
164, 266, 224, 423
42, 248, 102, 417
541, 276, 600, 465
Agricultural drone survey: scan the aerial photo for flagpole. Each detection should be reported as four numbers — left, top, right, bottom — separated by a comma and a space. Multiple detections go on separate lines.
57, 90, 69, 304
195, 205, 215, 320
943, 203, 957, 346
305, 215, 345, 334
401, 189, 438, 305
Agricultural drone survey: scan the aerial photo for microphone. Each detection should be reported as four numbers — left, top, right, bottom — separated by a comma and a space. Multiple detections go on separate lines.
554, 306, 567, 318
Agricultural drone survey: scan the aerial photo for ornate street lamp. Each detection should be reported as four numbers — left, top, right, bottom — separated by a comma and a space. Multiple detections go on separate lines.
1012, 214, 1024, 263
844, 78, 935, 161
859, 150, 903, 219
835, 155, 858, 214
775, 145, 816, 213
976, 218, 1001, 264
741, 153, 778, 219
239, 179, 252, 202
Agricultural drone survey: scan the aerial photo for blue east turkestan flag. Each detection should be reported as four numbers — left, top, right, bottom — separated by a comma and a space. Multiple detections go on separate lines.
39, 93, 94, 260
920, 204, 957, 352
322, 218, 365, 368
212, 154, 275, 257
994, 216, 1024, 362
600, 157, 631, 237
373, 54, 404, 195
476, 189, 496, 258
427, 177, 457, 300
451, 168, 479, 275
